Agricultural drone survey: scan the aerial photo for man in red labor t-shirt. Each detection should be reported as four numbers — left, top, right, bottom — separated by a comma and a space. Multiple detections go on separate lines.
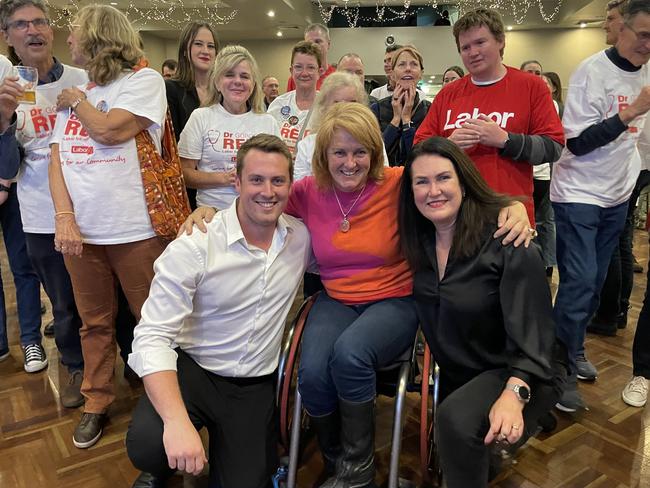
414, 7, 564, 224
286, 23, 336, 91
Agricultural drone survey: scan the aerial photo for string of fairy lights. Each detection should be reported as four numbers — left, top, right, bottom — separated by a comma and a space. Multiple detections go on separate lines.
317, 0, 564, 27
44, 0, 238, 29
44, 0, 564, 29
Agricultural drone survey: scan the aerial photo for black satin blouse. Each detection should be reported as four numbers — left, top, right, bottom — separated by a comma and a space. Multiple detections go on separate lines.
413, 226, 556, 393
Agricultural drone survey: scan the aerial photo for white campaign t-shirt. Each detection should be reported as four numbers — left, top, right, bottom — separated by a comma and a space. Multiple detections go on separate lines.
267, 91, 310, 158
178, 104, 280, 209
15, 65, 88, 233
50, 68, 166, 244
551, 51, 649, 207
533, 100, 560, 181
294, 133, 391, 181
0, 55, 12, 80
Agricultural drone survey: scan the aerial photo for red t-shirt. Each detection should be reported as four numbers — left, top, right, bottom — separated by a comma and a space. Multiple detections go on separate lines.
286, 64, 336, 91
414, 66, 564, 223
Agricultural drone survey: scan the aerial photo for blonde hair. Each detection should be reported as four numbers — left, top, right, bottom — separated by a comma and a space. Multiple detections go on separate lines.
309, 72, 367, 131
73, 5, 144, 86
312, 102, 384, 189
391, 45, 424, 71
204, 45, 265, 113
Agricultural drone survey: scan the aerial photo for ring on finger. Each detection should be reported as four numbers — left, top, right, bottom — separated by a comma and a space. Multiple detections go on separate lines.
528, 227, 538, 238
512, 424, 520, 430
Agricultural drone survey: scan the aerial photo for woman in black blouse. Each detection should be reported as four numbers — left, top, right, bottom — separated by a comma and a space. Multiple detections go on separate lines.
166, 22, 219, 208
398, 137, 566, 488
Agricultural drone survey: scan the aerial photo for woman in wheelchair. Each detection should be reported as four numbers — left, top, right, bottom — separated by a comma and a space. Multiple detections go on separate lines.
398, 137, 567, 488
288, 102, 418, 487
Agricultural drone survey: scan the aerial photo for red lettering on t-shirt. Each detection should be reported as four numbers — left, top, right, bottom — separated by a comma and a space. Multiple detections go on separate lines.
64, 118, 89, 137
280, 125, 299, 141
71, 145, 94, 155
32, 114, 50, 135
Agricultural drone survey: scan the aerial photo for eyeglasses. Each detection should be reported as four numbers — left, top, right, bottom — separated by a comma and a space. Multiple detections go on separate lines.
625, 22, 650, 43
5, 18, 50, 31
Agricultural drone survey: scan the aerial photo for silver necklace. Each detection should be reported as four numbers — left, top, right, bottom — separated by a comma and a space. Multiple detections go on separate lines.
333, 184, 366, 233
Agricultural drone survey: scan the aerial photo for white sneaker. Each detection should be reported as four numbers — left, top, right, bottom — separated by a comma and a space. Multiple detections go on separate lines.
23, 343, 48, 373
622, 376, 648, 407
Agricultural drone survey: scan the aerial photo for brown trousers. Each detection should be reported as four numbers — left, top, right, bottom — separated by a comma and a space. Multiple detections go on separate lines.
64, 237, 167, 413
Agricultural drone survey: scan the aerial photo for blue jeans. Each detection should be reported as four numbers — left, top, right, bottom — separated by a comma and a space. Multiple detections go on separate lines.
0, 184, 41, 351
25, 233, 83, 371
553, 201, 628, 372
298, 292, 418, 417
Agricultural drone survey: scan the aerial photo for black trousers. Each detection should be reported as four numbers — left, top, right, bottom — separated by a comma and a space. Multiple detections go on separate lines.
126, 349, 277, 488
437, 366, 565, 488
596, 170, 650, 319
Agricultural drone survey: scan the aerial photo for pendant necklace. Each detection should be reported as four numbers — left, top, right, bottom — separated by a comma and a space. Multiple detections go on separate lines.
333, 184, 366, 233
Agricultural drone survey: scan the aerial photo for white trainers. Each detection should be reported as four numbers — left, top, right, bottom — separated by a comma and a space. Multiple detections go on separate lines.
23, 343, 48, 373
622, 376, 648, 407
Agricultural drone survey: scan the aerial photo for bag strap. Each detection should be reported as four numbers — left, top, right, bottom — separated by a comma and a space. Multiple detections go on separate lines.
136, 110, 178, 162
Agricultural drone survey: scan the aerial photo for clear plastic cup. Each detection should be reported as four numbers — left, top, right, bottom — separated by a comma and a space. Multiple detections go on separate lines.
13, 66, 37, 104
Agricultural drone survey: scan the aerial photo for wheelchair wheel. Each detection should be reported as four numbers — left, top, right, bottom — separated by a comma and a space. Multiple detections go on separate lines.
278, 295, 317, 449
419, 344, 443, 486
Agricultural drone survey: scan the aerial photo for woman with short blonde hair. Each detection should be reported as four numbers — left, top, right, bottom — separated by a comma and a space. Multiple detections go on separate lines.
294, 72, 380, 181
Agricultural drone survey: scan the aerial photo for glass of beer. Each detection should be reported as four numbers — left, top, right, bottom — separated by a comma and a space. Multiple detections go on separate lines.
13, 66, 37, 104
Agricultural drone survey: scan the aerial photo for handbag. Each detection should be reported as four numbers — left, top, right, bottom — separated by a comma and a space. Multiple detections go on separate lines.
135, 111, 191, 240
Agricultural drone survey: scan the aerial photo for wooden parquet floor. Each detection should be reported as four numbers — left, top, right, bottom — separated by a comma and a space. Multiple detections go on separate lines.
1, 233, 650, 488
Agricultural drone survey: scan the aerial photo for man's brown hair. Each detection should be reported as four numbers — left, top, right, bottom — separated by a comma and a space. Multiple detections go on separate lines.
236, 134, 293, 182
453, 8, 506, 57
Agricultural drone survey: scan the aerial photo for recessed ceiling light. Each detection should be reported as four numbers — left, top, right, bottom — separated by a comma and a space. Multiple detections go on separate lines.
580, 22, 587, 28
268, 10, 275, 17
276, 30, 283, 37
506, 25, 513, 31
110, 1, 117, 4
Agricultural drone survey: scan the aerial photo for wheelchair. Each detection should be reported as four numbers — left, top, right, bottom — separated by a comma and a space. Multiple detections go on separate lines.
275, 293, 443, 488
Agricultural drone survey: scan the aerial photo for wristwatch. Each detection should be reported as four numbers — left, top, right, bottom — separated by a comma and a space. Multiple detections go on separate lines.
506, 383, 530, 403
501, 131, 510, 149
0, 183, 10, 193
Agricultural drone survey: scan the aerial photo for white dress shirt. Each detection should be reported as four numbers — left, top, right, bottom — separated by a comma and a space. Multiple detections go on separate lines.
128, 201, 312, 378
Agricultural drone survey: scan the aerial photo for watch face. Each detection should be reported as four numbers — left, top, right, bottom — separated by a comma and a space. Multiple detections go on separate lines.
518, 386, 530, 401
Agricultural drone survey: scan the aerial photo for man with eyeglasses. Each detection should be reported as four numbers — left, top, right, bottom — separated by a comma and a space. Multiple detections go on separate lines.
267, 41, 321, 158
550, 0, 650, 413
0, 0, 87, 404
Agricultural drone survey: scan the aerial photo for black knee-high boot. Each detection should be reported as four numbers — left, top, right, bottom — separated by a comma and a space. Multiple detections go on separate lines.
310, 411, 342, 475
320, 398, 375, 488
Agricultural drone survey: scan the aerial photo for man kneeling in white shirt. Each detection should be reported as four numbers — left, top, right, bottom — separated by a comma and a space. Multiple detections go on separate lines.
125, 134, 311, 488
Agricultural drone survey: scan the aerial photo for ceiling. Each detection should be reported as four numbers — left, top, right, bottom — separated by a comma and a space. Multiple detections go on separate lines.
46, 0, 611, 40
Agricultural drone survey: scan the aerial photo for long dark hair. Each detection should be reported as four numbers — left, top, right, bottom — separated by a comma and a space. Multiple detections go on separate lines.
175, 21, 219, 89
543, 71, 563, 105
399, 137, 519, 269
